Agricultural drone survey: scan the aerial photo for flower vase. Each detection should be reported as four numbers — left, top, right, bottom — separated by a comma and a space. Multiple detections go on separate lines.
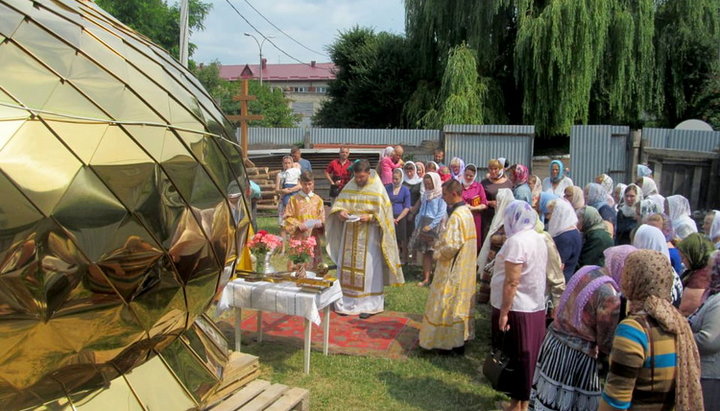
254, 252, 267, 274
263, 252, 274, 274
294, 262, 307, 279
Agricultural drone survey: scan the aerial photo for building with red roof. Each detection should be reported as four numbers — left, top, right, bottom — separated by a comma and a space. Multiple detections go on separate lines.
219, 59, 336, 127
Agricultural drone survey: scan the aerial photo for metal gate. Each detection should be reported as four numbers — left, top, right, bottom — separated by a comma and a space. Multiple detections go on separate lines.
570, 125, 631, 188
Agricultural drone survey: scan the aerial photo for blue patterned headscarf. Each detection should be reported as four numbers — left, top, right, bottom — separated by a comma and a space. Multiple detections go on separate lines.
503, 200, 539, 238
550, 160, 565, 183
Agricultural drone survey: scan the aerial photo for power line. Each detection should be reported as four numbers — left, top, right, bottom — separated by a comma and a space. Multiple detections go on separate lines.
223, 0, 333, 72
242, 0, 327, 57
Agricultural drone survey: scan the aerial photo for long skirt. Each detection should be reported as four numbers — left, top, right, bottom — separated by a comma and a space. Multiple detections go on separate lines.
701, 378, 720, 411
491, 308, 546, 401
529, 328, 601, 411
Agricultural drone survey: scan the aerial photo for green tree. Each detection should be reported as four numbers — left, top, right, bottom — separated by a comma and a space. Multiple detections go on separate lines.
313, 27, 417, 128
191, 61, 300, 127
655, 0, 720, 127
95, 0, 211, 58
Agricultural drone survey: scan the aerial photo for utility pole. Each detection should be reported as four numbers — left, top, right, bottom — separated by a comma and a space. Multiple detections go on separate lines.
179, 0, 189, 67
244, 33, 273, 85
227, 79, 264, 158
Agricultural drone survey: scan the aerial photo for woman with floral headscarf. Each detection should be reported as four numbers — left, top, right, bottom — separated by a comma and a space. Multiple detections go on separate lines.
632, 224, 684, 306
409, 172, 447, 287
585, 182, 617, 235
689, 252, 720, 408
490, 200, 548, 410
508, 163, 533, 205
542, 159, 574, 195
613, 183, 627, 207
676, 233, 716, 316
564, 185, 585, 211
596, 173, 616, 208
616, 184, 641, 245
548, 199, 583, 282
577, 206, 615, 267
601, 250, 703, 411
666, 195, 698, 241
530, 246, 633, 411
461, 164, 488, 252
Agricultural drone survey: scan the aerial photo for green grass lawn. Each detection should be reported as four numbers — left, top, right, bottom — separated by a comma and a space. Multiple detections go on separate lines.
236, 216, 502, 410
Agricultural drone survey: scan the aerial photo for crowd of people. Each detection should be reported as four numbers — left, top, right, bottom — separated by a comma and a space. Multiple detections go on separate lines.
267, 145, 720, 410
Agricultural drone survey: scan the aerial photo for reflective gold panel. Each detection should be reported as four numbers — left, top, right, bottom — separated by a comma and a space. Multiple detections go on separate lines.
0, 0, 251, 408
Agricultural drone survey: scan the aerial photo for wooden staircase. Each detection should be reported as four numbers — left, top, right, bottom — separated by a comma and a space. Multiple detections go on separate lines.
246, 166, 281, 212
202, 352, 309, 411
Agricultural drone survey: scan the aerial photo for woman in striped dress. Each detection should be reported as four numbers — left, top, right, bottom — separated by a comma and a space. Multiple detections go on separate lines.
600, 250, 703, 410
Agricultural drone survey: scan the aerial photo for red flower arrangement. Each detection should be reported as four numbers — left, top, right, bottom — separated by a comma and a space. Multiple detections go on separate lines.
287, 236, 316, 264
247, 230, 281, 256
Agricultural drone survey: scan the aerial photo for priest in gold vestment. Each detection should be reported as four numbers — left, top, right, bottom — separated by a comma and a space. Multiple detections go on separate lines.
419, 179, 477, 350
326, 159, 404, 317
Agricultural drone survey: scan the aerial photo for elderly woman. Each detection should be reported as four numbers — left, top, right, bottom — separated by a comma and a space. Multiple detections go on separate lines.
676, 233, 716, 316
615, 184, 641, 245
461, 164, 488, 251
666, 194, 699, 241
542, 159, 574, 195
530, 246, 633, 411
490, 200, 548, 411
508, 164, 533, 205
689, 252, 720, 409
449, 157, 466, 182
564, 185, 585, 210
548, 199, 583, 282
577, 206, 615, 267
481, 159, 514, 241
709, 211, 720, 249
529, 174, 543, 209
477, 188, 514, 304
600, 250, 703, 411
585, 182, 616, 235
612, 183, 627, 207
596, 173, 616, 207
385, 169, 412, 264
632, 224, 684, 306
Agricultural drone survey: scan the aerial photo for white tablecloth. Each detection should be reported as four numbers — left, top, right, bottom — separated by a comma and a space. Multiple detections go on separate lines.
217, 278, 342, 325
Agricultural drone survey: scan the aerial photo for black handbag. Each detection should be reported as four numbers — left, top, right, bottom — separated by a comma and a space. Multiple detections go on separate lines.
482, 332, 514, 393
329, 183, 341, 198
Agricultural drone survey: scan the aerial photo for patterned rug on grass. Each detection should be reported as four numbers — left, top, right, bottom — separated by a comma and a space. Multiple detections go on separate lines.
235, 310, 420, 358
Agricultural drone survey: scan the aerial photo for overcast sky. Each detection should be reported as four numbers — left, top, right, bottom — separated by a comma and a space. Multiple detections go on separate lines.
189, 0, 406, 66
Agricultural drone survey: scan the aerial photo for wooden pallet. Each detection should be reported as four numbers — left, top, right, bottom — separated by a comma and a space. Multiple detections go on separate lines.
205, 379, 309, 411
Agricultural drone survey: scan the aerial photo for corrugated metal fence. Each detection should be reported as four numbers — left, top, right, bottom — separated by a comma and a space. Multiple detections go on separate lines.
570, 125, 631, 188
443, 125, 535, 174
246, 127, 439, 147
642, 128, 720, 152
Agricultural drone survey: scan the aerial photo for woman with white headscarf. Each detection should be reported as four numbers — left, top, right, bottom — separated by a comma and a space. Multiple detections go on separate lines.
637, 176, 665, 213
636, 164, 653, 179
477, 188, 515, 303
596, 173, 616, 208
632, 224, 684, 306
665, 194, 698, 240
449, 157, 466, 182
379, 146, 400, 185
490, 200, 548, 411
612, 183, 627, 207
616, 184, 642, 245
707, 210, 720, 249
409, 172, 447, 287
548, 199, 583, 282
